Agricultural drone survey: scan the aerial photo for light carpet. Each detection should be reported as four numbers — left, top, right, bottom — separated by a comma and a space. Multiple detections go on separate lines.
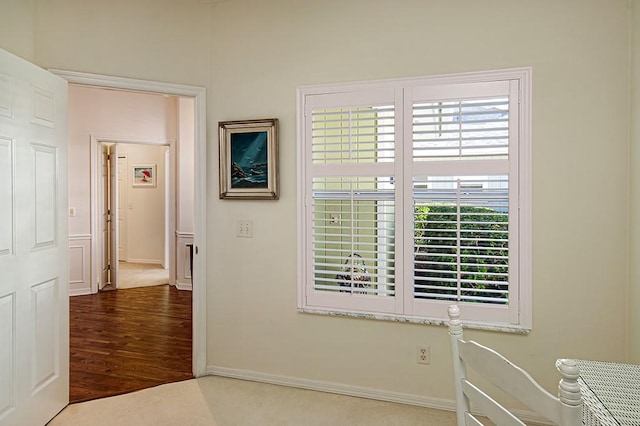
49, 376, 457, 426
117, 261, 169, 289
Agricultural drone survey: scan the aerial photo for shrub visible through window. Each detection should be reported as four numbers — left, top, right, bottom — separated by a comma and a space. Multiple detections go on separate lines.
414, 204, 509, 304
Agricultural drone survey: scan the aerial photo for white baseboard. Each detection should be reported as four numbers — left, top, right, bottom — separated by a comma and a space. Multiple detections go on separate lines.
69, 288, 92, 297
124, 258, 163, 265
205, 366, 551, 425
175, 280, 192, 291
207, 366, 454, 410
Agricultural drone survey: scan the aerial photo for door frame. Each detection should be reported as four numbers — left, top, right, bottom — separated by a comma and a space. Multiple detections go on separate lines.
95, 139, 175, 290
50, 69, 207, 377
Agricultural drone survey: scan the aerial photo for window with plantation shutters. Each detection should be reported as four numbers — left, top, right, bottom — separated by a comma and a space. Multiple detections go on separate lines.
297, 69, 531, 330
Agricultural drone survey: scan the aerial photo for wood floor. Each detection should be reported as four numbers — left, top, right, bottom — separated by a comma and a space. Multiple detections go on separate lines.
69, 285, 193, 403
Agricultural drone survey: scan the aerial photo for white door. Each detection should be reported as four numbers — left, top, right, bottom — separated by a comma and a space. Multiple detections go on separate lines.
117, 154, 128, 261
166, 145, 176, 286
109, 144, 119, 287
99, 144, 109, 290
0, 49, 69, 425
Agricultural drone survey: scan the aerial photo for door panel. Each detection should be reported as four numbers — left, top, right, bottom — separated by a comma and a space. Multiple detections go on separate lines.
0, 48, 68, 426
33, 144, 57, 248
0, 137, 13, 256
109, 144, 119, 287
100, 145, 109, 289
0, 293, 15, 418
117, 155, 127, 261
31, 279, 58, 391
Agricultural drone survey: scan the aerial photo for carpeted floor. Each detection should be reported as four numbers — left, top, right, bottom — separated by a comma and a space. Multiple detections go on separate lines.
49, 376, 457, 426
117, 261, 169, 289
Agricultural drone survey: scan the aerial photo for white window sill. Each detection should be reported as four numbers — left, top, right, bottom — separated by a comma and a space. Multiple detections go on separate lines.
298, 308, 531, 334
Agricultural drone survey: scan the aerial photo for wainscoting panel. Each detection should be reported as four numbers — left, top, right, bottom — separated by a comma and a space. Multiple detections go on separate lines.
176, 232, 193, 291
69, 235, 91, 296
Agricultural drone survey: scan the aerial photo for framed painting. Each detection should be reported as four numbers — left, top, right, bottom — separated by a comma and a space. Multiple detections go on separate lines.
218, 118, 279, 199
132, 164, 156, 188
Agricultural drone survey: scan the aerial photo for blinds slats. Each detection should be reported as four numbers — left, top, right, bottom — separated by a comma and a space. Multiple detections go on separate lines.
312, 105, 395, 164
311, 176, 396, 297
413, 175, 509, 305
413, 96, 509, 161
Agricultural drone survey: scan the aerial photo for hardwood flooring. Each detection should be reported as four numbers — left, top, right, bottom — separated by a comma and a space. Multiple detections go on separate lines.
69, 285, 193, 403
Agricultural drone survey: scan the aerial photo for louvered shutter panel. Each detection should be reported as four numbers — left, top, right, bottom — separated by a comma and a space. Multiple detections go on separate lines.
303, 89, 402, 314
408, 81, 518, 323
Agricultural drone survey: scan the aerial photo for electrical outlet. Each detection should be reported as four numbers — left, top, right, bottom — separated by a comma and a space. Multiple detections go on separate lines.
236, 220, 253, 238
417, 345, 430, 365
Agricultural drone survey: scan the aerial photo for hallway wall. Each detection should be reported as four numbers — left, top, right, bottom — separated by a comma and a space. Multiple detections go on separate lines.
118, 143, 168, 264
67, 85, 177, 294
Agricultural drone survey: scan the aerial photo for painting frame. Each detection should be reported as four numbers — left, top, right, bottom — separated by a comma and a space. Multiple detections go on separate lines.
219, 118, 279, 200
132, 164, 157, 188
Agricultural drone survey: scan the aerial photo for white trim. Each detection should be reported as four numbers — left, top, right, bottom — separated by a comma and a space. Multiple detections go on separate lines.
517, 69, 533, 330
50, 69, 207, 377
69, 288, 91, 297
297, 67, 532, 95
206, 366, 551, 425
175, 282, 193, 291
298, 308, 530, 334
124, 258, 164, 265
68, 234, 92, 240
176, 231, 194, 237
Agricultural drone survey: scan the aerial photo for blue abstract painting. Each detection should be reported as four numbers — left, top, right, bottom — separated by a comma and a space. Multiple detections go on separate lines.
230, 131, 268, 189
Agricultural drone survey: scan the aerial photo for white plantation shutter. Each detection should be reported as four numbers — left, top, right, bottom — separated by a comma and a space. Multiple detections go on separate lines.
406, 80, 520, 324
302, 88, 403, 314
298, 69, 531, 329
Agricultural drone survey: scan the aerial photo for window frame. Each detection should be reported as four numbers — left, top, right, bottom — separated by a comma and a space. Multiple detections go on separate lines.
296, 68, 532, 332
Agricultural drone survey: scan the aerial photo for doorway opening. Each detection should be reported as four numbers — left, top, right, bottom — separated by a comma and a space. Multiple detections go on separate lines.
52, 68, 208, 382
99, 142, 172, 291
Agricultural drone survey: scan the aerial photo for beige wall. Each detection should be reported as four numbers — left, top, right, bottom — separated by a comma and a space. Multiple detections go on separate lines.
119, 144, 168, 264
0, 0, 36, 61
33, 0, 210, 86
207, 0, 630, 399
631, 0, 640, 364
10, 0, 633, 407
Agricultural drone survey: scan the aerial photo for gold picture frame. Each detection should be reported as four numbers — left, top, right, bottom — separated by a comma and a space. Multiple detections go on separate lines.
218, 118, 279, 199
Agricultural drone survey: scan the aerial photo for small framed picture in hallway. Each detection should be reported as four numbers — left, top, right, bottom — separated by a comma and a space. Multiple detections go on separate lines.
132, 164, 156, 188
218, 118, 279, 200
